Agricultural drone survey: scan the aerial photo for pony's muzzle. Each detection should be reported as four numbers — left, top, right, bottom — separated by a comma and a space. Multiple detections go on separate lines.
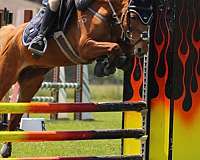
134, 48, 147, 58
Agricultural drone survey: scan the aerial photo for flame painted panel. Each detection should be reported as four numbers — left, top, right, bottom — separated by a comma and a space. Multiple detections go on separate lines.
123, 0, 200, 159
123, 57, 144, 155
172, 0, 200, 159
148, 2, 172, 159
148, 0, 200, 159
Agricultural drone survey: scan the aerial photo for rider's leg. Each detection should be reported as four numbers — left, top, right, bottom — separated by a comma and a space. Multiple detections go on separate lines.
29, 0, 60, 56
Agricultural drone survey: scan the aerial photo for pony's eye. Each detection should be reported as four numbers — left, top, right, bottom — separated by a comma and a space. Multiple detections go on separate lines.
130, 12, 137, 19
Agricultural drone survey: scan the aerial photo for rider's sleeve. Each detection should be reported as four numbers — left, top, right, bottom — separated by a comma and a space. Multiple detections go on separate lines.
75, 0, 93, 11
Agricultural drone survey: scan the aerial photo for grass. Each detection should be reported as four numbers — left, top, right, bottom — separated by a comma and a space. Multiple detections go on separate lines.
7, 84, 125, 158
11, 113, 122, 158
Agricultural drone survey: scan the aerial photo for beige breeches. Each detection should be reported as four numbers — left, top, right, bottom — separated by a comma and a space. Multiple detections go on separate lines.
48, 0, 61, 12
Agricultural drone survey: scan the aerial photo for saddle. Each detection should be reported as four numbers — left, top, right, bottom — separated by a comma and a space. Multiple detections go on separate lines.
23, 0, 92, 46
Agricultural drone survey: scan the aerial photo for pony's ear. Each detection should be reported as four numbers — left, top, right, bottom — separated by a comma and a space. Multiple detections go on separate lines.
75, 0, 94, 11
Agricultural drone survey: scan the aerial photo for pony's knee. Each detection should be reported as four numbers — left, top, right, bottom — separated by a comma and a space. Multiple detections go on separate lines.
48, 0, 61, 12
79, 40, 94, 60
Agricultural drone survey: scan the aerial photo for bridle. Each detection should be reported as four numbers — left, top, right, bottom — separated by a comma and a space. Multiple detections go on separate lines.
125, 0, 153, 46
88, 0, 153, 47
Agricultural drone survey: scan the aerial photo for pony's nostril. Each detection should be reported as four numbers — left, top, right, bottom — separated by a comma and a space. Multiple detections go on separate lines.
134, 48, 147, 58
134, 48, 141, 54
138, 48, 142, 52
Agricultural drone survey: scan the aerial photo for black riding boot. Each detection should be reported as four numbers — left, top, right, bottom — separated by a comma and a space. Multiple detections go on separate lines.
29, 5, 57, 57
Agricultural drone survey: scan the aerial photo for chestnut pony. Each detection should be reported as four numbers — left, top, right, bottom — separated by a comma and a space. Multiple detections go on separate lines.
0, 0, 150, 157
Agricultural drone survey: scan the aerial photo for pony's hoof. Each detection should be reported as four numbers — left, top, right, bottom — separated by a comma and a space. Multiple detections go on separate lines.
1, 143, 12, 158
104, 65, 116, 76
0, 123, 7, 131
114, 55, 130, 72
115, 55, 128, 69
94, 60, 107, 77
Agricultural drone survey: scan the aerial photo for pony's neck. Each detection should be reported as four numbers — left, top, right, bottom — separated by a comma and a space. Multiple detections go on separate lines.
111, 0, 129, 16
110, 0, 129, 39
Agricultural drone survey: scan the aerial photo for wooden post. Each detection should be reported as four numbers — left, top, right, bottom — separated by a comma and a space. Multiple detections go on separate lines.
50, 67, 60, 120
24, 10, 33, 23
74, 65, 83, 120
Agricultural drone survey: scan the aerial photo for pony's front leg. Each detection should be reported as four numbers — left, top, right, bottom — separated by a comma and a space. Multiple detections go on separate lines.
80, 40, 123, 59
0, 113, 23, 158
80, 40, 127, 76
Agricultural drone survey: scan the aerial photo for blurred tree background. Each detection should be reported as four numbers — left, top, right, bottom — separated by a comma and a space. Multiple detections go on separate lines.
41, 62, 124, 102
45, 63, 124, 85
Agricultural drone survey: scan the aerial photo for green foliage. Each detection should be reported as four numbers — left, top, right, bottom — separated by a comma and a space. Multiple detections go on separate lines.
88, 63, 124, 85
45, 64, 124, 85
36, 84, 123, 102
90, 85, 123, 101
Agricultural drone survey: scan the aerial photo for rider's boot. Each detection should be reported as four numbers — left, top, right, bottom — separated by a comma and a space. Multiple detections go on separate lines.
28, 5, 57, 57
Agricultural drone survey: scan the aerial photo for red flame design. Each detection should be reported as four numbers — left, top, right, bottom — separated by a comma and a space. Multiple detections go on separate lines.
192, 9, 200, 89
129, 57, 143, 101
174, 1, 200, 124
153, 7, 171, 106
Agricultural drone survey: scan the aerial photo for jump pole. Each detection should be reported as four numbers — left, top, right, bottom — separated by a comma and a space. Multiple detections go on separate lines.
0, 102, 146, 114
0, 100, 146, 159
7, 155, 143, 160
0, 129, 144, 142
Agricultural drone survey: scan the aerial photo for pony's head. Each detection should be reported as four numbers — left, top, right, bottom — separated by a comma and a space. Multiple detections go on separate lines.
110, 0, 153, 58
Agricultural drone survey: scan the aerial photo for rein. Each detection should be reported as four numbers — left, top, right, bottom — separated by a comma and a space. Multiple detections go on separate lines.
61, 0, 153, 65
107, 0, 127, 42
88, 0, 152, 47
88, 0, 128, 43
